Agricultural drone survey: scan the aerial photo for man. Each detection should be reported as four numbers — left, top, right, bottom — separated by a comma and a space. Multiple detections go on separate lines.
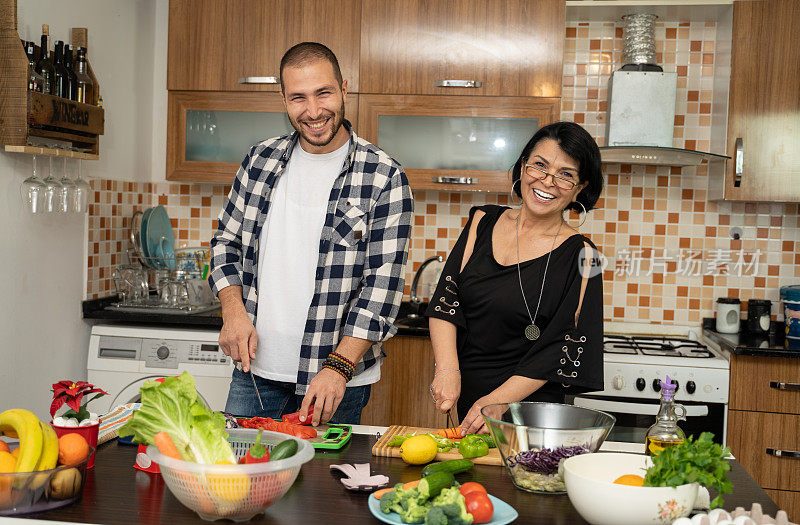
209, 42, 413, 426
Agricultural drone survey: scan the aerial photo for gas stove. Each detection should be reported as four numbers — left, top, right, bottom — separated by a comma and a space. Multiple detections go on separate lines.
598, 326, 730, 404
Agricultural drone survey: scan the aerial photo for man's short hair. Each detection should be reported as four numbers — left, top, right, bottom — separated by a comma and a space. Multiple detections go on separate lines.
280, 42, 343, 91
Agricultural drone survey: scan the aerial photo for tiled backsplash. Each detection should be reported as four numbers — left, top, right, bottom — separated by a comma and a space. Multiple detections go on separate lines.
88, 19, 800, 325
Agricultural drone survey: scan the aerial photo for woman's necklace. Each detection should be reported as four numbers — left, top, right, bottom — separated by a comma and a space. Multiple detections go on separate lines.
515, 213, 564, 341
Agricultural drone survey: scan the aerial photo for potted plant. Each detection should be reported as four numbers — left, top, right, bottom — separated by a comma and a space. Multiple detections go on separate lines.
50, 380, 108, 468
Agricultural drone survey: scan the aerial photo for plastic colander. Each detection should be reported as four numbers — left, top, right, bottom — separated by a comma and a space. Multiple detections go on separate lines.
146, 429, 314, 522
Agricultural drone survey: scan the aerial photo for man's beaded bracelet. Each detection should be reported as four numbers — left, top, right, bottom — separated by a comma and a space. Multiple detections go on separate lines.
328, 353, 355, 374
323, 363, 350, 381
323, 357, 354, 381
329, 351, 356, 369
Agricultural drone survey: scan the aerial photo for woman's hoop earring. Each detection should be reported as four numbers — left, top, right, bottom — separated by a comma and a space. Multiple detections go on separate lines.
510, 179, 522, 206
567, 200, 588, 229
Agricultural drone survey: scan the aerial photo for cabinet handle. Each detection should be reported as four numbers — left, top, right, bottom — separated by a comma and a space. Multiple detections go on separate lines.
769, 381, 800, 391
238, 76, 280, 84
733, 137, 743, 187
434, 80, 483, 88
432, 176, 476, 184
766, 448, 800, 459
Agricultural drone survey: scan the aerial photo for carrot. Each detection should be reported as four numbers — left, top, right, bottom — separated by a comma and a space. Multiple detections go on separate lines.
153, 431, 183, 460
373, 488, 393, 500
436, 427, 462, 440
403, 479, 421, 490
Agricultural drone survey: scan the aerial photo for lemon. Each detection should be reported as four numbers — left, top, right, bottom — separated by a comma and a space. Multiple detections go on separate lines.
400, 435, 438, 465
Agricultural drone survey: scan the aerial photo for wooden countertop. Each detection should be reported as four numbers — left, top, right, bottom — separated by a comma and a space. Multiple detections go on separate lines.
19, 435, 780, 524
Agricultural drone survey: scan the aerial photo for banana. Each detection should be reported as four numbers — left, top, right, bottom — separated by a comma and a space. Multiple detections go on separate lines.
0, 409, 43, 473
35, 422, 59, 471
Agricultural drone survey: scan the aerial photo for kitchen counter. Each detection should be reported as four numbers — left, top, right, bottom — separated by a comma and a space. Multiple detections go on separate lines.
702, 318, 800, 358
83, 296, 430, 336
20, 432, 780, 524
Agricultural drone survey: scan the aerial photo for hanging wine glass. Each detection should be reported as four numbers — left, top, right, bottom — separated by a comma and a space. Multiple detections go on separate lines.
21, 154, 46, 214
58, 157, 78, 213
72, 159, 91, 214
42, 156, 65, 213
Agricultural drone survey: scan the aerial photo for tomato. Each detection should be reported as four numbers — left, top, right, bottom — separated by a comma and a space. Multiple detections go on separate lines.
459, 481, 488, 497
464, 492, 494, 524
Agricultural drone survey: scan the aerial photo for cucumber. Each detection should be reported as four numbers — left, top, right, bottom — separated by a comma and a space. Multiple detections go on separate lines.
417, 472, 455, 500
420, 459, 474, 478
270, 439, 298, 460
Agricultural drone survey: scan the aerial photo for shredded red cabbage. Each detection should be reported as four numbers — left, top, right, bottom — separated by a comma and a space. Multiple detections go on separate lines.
508, 445, 589, 475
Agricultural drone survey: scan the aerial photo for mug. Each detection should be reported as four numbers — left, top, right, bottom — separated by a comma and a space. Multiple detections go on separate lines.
746, 299, 772, 334
716, 298, 740, 334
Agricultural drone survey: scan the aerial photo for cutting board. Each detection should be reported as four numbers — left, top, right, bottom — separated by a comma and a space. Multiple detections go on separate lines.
372, 425, 504, 466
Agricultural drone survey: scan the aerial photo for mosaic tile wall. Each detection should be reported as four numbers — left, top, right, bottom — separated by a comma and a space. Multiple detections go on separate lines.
88, 19, 800, 326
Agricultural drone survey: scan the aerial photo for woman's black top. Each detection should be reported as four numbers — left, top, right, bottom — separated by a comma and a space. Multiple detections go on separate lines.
426, 205, 604, 419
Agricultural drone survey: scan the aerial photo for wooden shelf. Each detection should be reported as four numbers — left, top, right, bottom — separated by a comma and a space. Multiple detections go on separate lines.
4, 145, 98, 160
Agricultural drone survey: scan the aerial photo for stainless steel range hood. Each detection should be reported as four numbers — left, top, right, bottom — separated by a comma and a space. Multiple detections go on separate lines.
599, 146, 730, 166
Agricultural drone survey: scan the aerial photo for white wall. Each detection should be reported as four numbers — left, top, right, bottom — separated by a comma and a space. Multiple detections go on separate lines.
0, 0, 159, 420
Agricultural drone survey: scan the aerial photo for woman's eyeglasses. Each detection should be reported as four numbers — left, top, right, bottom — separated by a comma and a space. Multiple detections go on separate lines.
524, 164, 578, 190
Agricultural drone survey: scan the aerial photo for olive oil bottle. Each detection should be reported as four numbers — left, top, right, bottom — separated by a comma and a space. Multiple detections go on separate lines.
645, 376, 686, 456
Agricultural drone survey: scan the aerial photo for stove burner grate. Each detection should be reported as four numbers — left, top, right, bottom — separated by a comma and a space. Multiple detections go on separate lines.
603, 335, 713, 358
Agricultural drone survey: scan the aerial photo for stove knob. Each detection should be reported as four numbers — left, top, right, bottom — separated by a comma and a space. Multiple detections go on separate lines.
636, 378, 646, 391
686, 381, 696, 394
157, 345, 170, 360
652, 379, 661, 392
613, 376, 625, 390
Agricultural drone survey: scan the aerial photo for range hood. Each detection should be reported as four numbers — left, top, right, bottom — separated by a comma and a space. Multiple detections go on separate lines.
599, 146, 730, 166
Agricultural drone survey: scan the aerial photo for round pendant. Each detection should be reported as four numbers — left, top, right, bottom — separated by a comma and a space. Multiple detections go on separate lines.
525, 324, 540, 341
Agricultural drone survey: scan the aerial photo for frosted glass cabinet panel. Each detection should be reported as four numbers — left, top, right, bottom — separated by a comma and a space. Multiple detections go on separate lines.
185, 111, 293, 163
359, 94, 560, 192
378, 115, 539, 172
167, 91, 359, 182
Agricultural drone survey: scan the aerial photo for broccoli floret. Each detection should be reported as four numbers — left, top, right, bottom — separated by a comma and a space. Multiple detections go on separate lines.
380, 490, 401, 514
424, 506, 449, 525
430, 487, 473, 524
398, 498, 430, 524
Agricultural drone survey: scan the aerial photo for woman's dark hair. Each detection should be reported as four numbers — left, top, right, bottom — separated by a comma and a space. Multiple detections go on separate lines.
511, 121, 603, 213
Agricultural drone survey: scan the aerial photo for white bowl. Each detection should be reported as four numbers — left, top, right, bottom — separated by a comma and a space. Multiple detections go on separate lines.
564, 452, 698, 525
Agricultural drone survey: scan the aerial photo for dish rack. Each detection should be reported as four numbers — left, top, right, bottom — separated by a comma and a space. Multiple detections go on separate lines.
104, 211, 219, 314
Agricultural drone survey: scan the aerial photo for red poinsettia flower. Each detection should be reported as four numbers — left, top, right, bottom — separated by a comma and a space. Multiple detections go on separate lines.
50, 380, 109, 418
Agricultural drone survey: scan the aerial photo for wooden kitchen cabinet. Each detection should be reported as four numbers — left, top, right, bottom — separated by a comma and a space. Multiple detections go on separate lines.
360, 0, 564, 97
167, 0, 360, 92
360, 335, 447, 429
358, 94, 559, 192
716, 0, 800, 202
727, 354, 800, 520
166, 90, 359, 182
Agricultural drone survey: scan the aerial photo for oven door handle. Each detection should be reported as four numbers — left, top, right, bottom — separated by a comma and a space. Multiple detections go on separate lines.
573, 397, 709, 417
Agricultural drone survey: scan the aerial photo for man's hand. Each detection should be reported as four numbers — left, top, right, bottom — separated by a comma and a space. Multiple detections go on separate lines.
460, 394, 508, 436
298, 368, 347, 426
218, 286, 257, 372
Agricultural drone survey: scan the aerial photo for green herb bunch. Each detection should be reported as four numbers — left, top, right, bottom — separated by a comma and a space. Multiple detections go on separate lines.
643, 432, 733, 509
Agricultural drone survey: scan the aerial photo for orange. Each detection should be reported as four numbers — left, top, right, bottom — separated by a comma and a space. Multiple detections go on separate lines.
614, 474, 645, 486
0, 452, 15, 473
58, 433, 90, 466
0, 441, 9, 454
10, 448, 19, 460
0, 451, 15, 507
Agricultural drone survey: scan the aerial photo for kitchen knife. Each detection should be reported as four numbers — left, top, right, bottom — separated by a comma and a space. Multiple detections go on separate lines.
236, 362, 264, 410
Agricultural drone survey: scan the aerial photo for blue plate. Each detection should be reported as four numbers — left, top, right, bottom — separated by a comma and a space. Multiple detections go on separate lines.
368, 493, 518, 524
139, 207, 154, 266
145, 205, 175, 270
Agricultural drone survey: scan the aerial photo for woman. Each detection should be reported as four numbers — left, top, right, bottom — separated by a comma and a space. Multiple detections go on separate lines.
426, 121, 604, 435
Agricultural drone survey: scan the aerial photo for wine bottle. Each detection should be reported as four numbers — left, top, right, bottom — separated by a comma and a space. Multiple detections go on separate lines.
24, 41, 45, 92
63, 45, 78, 101
74, 47, 94, 104
53, 40, 70, 99
35, 24, 56, 95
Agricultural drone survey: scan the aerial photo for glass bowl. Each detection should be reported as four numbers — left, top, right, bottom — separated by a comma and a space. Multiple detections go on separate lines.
0, 447, 94, 516
146, 429, 314, 522
481, 402, 615, 494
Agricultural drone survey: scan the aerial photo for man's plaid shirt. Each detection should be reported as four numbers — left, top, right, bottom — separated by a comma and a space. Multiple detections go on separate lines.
209, 121, 414, 394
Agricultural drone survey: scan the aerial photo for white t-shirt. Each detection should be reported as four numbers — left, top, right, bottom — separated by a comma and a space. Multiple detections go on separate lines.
252, 141, 380, 387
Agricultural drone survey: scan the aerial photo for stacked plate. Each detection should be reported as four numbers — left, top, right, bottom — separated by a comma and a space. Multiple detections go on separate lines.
140, 205, 176, 270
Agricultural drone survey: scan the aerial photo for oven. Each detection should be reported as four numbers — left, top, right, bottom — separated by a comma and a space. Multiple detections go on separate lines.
568, 332, 730, 447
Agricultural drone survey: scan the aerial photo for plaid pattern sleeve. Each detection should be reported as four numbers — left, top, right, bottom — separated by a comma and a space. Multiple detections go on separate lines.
208, 147, 253, 296
342, 162, 414, 342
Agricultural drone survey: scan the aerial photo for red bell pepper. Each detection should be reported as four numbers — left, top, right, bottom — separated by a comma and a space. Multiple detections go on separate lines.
243, 430, 270, 464
281, 406, 315, 426
236, 417, 317, 439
